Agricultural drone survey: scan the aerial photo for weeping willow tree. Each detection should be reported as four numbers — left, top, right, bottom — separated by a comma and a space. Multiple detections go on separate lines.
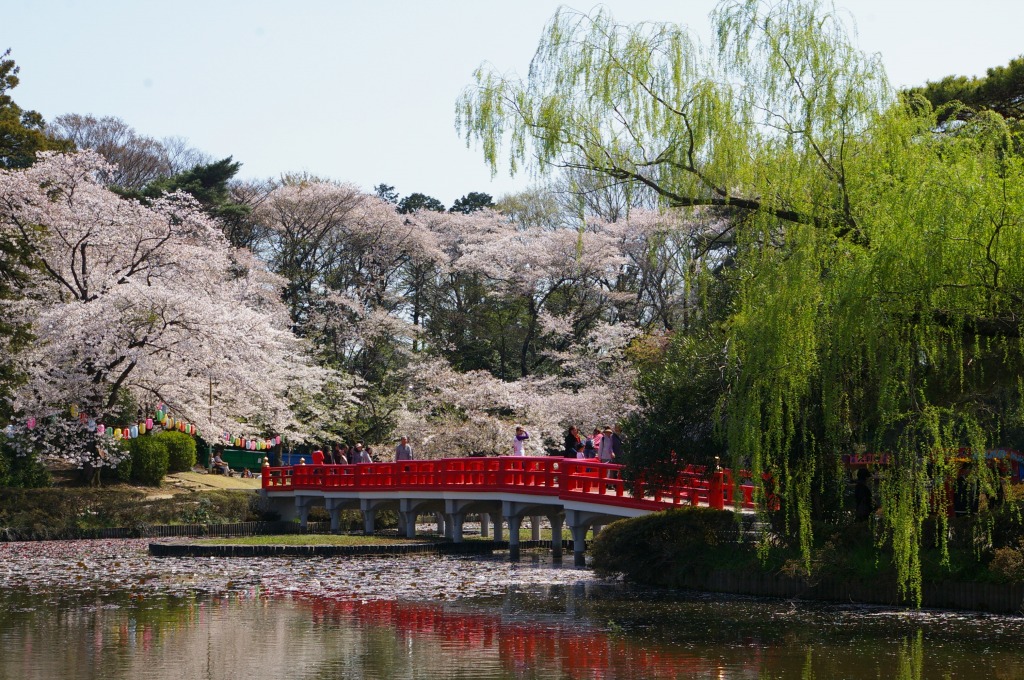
458, 0, 1024, 603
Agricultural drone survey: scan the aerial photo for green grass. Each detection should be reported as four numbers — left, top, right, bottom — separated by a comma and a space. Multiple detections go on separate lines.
192, 534, 423, 546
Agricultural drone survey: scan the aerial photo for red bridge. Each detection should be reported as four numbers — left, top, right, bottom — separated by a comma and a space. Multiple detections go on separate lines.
260, 457, 755, 565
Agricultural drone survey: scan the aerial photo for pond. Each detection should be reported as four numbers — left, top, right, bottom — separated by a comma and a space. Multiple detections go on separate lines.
1, 539, 1023, 679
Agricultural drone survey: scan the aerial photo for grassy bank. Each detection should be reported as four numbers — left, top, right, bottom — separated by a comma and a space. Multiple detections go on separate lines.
0, 486, 262, 539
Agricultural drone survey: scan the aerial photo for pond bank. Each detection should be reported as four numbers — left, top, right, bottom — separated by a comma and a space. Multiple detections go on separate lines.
590, 507, 1024, 615
675, 568, 1024, 615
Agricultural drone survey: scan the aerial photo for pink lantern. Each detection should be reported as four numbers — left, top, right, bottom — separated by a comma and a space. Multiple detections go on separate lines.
146, 418, 153, 429
26, 417, 36, 430
97, 424, 106, 436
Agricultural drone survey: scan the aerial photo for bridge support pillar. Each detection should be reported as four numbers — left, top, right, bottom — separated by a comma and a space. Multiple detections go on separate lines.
294, 495, 319, 529
445, 499, 489, 544
434, 512, 446, 537
531, 515, 542, 541
493, 514, 504, 542
569, 524, 589, 566
566, 509, 617, 567
325, 497, 357, 533
399, 511, 416, 538
450, 513, 466, 542
399, 499, 446, 538
548, 513, 565, 560
360, 498, 397, 536
480, 513, 490, 538
507, 515, 523, 559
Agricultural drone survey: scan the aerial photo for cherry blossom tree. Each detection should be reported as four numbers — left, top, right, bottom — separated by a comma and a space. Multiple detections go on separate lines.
244, 174, 717, 457
0, 151, 342, 468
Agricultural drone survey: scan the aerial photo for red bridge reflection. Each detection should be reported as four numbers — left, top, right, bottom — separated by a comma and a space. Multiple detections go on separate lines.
293, 591, 761, 678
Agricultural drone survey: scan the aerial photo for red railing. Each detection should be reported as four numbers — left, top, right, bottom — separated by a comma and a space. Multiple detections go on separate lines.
262, 457, 757, 511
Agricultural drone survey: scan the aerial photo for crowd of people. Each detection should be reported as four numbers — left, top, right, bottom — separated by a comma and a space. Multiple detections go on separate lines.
555, 424, 623, 462
298, 425, 626, 464
313, 441, 376, 465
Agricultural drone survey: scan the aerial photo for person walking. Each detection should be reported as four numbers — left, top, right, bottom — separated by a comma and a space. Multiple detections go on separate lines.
395, 436, 413, 461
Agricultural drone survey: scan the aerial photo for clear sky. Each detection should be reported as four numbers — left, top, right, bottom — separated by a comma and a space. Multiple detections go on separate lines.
4, 1, 1023, 206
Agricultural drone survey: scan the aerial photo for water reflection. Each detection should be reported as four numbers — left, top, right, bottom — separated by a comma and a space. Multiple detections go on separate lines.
2, 575, 1024, 679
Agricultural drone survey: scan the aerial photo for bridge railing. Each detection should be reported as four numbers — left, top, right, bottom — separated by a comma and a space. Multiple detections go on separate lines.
263, 457, 757, 511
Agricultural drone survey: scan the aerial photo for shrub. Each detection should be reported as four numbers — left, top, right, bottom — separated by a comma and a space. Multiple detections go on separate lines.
157, 430, 197, 472
127, 436, 169, 486
0, 441, 51, 488
590, 507, 743, 582
114, 454, 133, 482
989, 546, 1024, 583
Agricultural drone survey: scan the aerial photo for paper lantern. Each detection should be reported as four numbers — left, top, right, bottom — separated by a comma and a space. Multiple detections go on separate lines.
114, 428, 123, 440
178, 422, 184, 432
26, 417, 36, 430
146, 418, 153, 430
87, 419, 96, 432
139, 423, 147, 435
70, 404, 79, 418
79, 412, 88, 423
96, 424, 105, 436
130, 425, 139, 438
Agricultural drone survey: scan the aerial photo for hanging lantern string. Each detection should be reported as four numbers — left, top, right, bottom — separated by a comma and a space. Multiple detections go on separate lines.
19, 403, 282, 447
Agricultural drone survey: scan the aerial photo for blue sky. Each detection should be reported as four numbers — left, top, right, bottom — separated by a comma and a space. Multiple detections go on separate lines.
5, 1, 1023, 206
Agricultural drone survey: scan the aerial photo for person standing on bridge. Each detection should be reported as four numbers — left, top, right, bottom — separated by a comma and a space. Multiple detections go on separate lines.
584, 428, 601, 458
563, 425, 582, 457
395, 436, 413, 461
598, 426, 615, 463
512, 426, 530, 456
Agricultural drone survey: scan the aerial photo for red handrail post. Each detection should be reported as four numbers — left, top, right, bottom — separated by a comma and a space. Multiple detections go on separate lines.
708, 470, 725, 510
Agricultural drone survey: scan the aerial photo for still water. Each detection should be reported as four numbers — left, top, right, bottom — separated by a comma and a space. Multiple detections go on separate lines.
1, 540, 1023, 679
